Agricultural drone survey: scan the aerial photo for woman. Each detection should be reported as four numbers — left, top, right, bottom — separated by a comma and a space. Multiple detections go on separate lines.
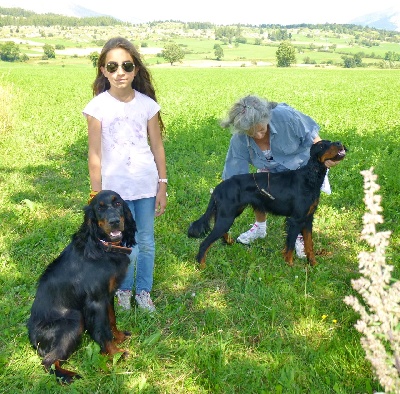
221, 95, 336, 256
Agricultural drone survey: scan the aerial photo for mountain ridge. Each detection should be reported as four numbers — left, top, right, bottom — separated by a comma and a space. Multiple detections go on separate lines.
350, 6, 400, 31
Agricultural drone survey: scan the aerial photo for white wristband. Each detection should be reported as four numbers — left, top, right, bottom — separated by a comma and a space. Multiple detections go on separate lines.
158, 178, 168, 184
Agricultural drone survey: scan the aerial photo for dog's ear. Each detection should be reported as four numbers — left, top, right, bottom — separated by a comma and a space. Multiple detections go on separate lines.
73, 203, 105, 259
310, 140, 329, 160
122, 200, 136, 248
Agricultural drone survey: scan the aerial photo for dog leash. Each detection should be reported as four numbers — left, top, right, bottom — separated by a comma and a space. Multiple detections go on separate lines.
99, 239, 132, 254
253, 173, 275, 200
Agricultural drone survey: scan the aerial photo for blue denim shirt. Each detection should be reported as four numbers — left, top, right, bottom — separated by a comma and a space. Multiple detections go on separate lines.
222, 103, 320, 179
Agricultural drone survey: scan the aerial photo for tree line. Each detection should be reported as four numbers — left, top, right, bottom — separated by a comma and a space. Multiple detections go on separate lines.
0, 7, 123, 27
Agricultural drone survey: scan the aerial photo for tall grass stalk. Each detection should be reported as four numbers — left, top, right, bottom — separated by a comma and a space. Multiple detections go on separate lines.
344, 168, 400, 394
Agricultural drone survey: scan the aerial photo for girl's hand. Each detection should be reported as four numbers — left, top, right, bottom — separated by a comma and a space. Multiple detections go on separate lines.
155, 189, 167, 217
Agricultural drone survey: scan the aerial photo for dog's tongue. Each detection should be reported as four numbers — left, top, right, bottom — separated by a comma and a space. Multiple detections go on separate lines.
110, 231, 122, 238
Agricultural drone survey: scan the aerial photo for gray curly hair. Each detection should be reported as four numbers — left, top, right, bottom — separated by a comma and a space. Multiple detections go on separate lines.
220, 95, 276, 135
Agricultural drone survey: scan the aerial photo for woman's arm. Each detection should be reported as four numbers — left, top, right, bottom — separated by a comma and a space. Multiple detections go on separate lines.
222, 135, 251, 180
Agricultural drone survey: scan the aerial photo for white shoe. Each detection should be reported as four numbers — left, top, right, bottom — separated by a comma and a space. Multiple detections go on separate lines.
237, 223, 266, 245
135, 290, 156, 312
295, 235, 306, 258
116, 290, 132, 310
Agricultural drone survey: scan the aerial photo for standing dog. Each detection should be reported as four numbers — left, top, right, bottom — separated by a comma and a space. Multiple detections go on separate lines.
27, 190, 136, 384
188, 140, 346, 268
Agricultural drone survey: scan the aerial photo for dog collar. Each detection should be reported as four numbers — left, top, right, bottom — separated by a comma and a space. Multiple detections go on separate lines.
99, 239, 132, 255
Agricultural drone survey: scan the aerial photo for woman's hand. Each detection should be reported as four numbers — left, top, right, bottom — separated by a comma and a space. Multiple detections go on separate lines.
325, 159, 340, 169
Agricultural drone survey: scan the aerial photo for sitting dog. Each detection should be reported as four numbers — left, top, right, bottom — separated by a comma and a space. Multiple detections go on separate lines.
27, 190, 136, 384
188, 140, 346, 268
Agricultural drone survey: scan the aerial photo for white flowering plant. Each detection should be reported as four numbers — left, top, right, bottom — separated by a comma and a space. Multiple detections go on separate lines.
344, 168, 400, 394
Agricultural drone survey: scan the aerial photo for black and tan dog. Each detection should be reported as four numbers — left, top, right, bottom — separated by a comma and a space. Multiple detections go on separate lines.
27, 190, 136, 384
188, 140, 346, 268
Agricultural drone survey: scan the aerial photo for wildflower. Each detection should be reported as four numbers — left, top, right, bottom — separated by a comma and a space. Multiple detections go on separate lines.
344, 168, 400, 394
322, 314, 328, 320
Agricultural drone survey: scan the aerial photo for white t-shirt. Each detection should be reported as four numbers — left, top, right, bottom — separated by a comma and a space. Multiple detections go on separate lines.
83, 90, 161, 201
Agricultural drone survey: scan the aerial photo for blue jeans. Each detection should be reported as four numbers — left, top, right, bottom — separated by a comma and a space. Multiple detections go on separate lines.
119, 197, 155, 294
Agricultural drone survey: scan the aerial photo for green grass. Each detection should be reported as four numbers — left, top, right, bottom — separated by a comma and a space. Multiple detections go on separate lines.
0, 62, 399, 393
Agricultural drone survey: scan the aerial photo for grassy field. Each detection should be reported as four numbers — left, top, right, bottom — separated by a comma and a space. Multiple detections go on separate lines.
0, 62, 399, 393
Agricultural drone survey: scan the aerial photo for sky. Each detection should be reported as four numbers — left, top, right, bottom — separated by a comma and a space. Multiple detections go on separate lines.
1, 0, 399, 25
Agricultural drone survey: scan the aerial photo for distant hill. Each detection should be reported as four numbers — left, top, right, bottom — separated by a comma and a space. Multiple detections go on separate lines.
0, 2, 108, 19
51, 3, 107, 18
350, 7, 400, 31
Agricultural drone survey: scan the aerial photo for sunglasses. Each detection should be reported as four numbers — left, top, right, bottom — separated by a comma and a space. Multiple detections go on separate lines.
105, 61, 135, 73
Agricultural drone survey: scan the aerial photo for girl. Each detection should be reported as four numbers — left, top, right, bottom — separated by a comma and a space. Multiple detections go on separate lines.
83, 37, 167, 312
221, 95, 336, 256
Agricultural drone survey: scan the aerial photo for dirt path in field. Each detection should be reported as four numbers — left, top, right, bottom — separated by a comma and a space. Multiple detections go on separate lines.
153, 60, 273, 68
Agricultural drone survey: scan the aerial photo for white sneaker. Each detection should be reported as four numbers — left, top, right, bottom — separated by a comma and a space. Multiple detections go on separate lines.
116, 290, 132, 310
295, 235, 306, 258
237, 223, 266, 245
135, 290, 156, 312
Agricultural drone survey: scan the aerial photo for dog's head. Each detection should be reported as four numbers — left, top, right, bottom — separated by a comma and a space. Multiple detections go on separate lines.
78, 190, 136, 258
310, 140, 347, 164
88, 190, 129, 243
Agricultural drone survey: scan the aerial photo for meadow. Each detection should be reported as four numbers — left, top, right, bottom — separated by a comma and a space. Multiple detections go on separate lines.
0, 61, 399, 393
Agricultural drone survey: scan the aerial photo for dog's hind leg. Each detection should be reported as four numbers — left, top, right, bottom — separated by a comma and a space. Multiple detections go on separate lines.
222, 233, 235, 245
50, 360, 82, 385
196, 215, 236, 269
39, 312, 84, 384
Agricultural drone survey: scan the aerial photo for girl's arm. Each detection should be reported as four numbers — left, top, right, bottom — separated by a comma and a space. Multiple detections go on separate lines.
148, 114, 167, 216
87, 115, 102, 192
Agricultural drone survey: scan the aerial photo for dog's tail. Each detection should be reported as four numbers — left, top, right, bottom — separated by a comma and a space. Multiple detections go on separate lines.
187, 195, 216, 238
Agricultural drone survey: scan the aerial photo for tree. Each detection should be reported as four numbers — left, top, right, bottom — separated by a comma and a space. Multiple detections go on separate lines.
89, 51, 99, 67
235, 36, 247, 44
162, 43, 185, 66
342, 56, 356, 68
276, 41, 296, 67
353, 53, 363, 67
43, 44, 55, 59
384, 51, 398, 61
0, 41, 20, 61
213, 44, 224, 60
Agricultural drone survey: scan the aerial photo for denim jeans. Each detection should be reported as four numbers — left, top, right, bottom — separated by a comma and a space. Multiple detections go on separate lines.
119, 197, 155, 294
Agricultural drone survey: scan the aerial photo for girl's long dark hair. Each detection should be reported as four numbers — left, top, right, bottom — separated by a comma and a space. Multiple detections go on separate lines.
92, 37, 164, 131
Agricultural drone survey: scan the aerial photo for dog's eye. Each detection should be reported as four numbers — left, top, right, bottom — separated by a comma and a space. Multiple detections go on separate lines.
114, 201, 122, 207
